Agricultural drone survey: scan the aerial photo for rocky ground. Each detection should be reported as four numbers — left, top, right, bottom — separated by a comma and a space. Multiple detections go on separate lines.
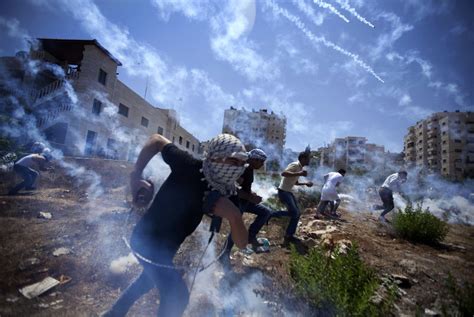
0, 158, 473, 316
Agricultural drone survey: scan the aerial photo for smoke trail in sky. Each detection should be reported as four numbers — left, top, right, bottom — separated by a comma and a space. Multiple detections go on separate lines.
266, 0, 384, 83
334, 0, 375, 28
290, 0, 326, 26
312, 0, 349, 23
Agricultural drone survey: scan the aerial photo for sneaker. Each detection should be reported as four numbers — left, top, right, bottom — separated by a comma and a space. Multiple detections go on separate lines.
219, 252, 232, 269
249, 237, 264, 249
378, 216, 390, 224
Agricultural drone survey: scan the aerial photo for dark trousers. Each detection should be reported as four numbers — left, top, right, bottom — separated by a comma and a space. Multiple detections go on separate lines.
379, 187, 394, 217
225, 200, 272, 251
106, 257, 189, 317
9, 164, 39, 194
273, 189, 300, 237
316, 199, 341, 214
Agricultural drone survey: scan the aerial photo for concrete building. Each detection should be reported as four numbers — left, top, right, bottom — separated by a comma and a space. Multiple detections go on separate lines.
222, 107, 286, 158
404, 111, 474, 180
319, 136, 385, 171
1, 38, 200, 159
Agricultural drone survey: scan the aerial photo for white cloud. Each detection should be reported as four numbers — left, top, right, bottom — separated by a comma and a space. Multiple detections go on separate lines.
399, 93, 411, 106
151, 0, 215, 21
209, 0, 280, 82
370, 12, 413, 60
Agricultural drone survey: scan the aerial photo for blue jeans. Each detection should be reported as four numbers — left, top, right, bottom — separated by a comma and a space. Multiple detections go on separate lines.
9, 164, 39, 194
225, 200, 272, 251
105, 256, 189, 317
273, 189, 300, 237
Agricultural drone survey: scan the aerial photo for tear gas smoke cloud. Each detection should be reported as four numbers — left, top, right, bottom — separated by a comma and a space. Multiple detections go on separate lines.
265, 0, 384, 83
109, 252, 139, 274
334, 0, 375, 28
312, 0, 350, 23
290, 0, 326, 26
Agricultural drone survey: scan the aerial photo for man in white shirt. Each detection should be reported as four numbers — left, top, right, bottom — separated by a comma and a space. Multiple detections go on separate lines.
8, 149, 52, 195
378, 170, 408, 223
316, 169, 346, 219
273, 150, 313, 244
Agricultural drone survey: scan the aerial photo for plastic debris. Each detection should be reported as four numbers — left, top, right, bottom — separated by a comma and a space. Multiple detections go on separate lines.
19, 277, 60, 299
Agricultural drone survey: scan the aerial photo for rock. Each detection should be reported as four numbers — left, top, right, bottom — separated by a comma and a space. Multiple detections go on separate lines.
424, 308, 440, 316
19, 257, 41, 271
437, 254, 464, 262
6, 296, 19, 303
399, 259, 417, 274
391, 274, 411, 288
38, 212, 52, 219
336, 239, 352, 254
302, 238, 318, 248
53, 247, 71, 257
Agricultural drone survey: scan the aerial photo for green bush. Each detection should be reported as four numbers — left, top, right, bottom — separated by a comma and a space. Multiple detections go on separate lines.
393, 204, 448, 245
264, 189, 320, 211
289, 243, 393, 316
443, 274, 474, 316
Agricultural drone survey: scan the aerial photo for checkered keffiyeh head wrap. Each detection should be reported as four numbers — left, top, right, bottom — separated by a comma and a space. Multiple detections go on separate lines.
202, 134, 248, 196
248, 148, 267, 161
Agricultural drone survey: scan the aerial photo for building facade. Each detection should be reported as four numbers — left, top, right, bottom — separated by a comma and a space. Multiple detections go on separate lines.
222, 107, 286, 158
1, 38, 200, 159
319, 136, 385, 172
404, 111, 474, 180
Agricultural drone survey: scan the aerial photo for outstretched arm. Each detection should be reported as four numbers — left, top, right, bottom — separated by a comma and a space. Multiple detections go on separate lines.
212, 197, 248, 249
130, 134, 171, 206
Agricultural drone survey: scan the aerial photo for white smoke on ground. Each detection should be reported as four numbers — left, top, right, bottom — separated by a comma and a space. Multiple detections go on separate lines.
331, 166, 474, 225
265, 0, 384, 83
334, 0, 375, 28
109, 252, 139, 274
188, 223, 294, 316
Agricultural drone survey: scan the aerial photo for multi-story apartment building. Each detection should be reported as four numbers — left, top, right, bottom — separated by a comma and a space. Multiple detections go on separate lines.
319, 136, 385, 171
222, 107, 286, 158
0, 38, 200, 159
404, 111, 474, 180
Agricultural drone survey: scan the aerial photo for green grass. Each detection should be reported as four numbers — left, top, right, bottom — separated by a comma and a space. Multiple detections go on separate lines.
289, 243, 394, 316
393, 204, 449, 245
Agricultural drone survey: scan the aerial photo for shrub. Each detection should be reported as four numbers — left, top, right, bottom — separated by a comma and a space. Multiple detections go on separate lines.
264, 189, 321, 212
393, 204, 449, 245
443, 274, 474, 316
289, 243, 393, 316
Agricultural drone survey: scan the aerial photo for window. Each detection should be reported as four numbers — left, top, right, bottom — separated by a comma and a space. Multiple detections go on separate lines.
85, 130, 97, 156
454, 139, 461, 143
92, 99, 102, 115
179, 136, 183, 145
157, 126, 164, 135
192, 144, 195, 152
118, 103, 129, 117
141, 117, 149, 127
98, 69, 107, 86
455, 149, 462, 153
186, 141, 190, 149
172, 136, 175, 143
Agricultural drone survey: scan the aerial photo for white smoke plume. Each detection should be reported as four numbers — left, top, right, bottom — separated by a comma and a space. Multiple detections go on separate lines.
290, 0, 327, 26
265, 0, 384, 83
109, 252, 139, 274
312, 0, 350, 23
334, 0, 375, 28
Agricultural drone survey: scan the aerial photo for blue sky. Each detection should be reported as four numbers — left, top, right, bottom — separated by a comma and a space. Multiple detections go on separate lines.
1, 0, 473, 152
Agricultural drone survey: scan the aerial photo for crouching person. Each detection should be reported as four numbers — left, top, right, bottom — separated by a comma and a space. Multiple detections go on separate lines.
8, 148, 52, 195
103, 134, 248, 317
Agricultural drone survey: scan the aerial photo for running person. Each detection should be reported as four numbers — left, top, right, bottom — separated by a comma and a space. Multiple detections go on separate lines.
103, 134, 249, 317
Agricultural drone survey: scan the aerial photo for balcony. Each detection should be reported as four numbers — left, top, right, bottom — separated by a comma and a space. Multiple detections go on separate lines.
30, 70, 80, 105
